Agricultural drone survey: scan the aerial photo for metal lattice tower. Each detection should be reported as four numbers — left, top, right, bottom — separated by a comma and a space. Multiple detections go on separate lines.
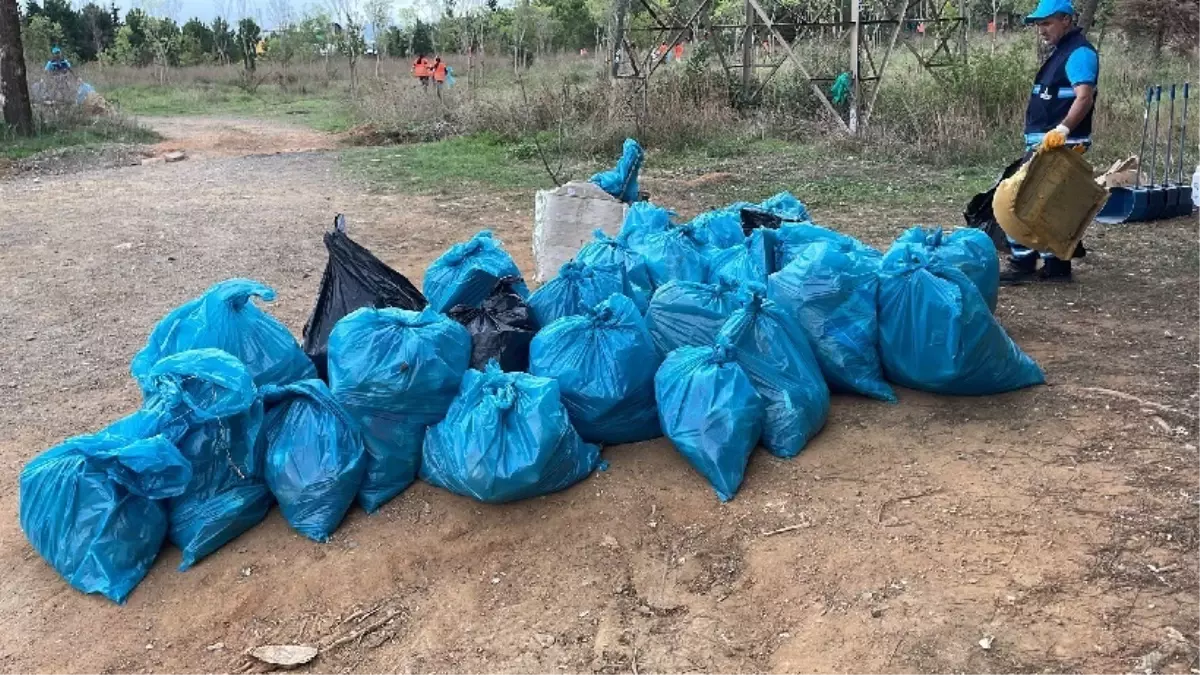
607, 0, 968, 134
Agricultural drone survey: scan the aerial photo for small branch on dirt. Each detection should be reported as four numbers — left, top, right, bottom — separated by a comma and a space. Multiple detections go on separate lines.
1070, 386, 1196, 420
886, 634, 906, 668
631, 642, 639, 675
877, 488, 944, 525
515, 74, 567, 188
761, 523, 809, 537
321, 610, 399, 653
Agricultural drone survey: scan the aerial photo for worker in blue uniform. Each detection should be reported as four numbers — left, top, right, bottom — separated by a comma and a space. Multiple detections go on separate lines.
1000, 0, 1099, 284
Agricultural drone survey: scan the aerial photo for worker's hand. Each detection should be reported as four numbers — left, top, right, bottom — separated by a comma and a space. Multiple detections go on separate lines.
1073, 145, 1087, 154
1041, 124, 1070, 151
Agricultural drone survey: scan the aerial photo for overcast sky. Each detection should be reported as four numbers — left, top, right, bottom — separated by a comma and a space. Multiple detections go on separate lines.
105, 0, 444, 28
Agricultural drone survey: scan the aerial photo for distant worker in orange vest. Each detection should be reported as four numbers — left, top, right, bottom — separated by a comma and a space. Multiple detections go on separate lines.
673, 42, 684, 63
432, 56, 448, 98
412, 54, 432, 89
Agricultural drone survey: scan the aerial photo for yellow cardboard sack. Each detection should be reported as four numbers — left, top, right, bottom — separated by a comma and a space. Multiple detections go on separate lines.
992, 147, 1108, 259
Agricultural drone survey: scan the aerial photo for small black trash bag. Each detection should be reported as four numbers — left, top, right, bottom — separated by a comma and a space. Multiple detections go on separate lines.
302, 215, 427, 379
448, 277, 538, 372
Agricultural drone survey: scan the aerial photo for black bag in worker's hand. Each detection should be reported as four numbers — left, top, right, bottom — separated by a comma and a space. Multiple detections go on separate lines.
449, 277, 538, 372
303, 215, 427, 379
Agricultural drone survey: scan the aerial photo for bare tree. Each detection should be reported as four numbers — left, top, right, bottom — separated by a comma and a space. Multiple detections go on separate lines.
1076, 0, 1099, 31
329, 0, 367, 92
0, 0, 34, 135
363, 0, 391, 78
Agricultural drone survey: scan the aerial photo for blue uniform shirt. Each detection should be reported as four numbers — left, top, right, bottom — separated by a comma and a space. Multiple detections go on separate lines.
1064, 48, 1098, 86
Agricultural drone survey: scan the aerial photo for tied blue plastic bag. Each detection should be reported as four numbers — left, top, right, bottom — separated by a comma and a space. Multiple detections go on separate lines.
424, 231, 529, 313
529, 294, 662, 445
687, 209, 745, 250
328, 306, 472, 512
893, 226, 999, 312
709, 228, 777, 285
717, 287, 830, 458
420, 362, 601, 504
645, 278, 747, 356
774, 222, 872, 271
575, 230, 654, 312
878, 243, 1044, 395
589, 138, 644, 204
618, 201, 676, 250
758, 192, 810, 221
131, 349, 271, 570
636, 222, 713, 287
527, 260, 626, 328
768, 241, 896, 402
261, 380, 367, 541
19, 431, 191, 603
131, 279, 316, 393
655, 340, 763, 502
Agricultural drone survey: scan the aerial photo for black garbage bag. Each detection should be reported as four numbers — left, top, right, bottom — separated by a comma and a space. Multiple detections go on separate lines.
302, 215, 427, 379
448, 277, 538, 372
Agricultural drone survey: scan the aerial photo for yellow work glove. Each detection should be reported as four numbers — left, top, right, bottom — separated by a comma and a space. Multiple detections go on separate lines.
1041, 125, 1070, 151
1073, 144, 1087, 154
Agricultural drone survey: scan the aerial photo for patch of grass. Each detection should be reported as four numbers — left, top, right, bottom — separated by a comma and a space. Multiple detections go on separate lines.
1, 116, 160, 160
102, 83, 356, 132
340, 134, 563, 193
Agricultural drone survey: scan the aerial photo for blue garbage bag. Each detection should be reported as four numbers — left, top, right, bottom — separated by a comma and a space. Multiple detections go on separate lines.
645, 278, 748, 356
709, 228, 777, 285
131, 279, 316, 394
758, 192, 810, 221
655, 339, 763, 502
618, 201, 676, 250
878, 243, 1044, 395
893, 226, 999, 312
774, 222, 873, 271
636, 223, 713, 287
261, 380, 367, 542
527, 260, 626, 328
687, 209, 745, 250
129, 349, 272, 570
420, 361, 602, 503
717, 287, 830, 458
19, 430, 192, 603
328, 306, 472, 512
575, 230, 654, 312
768, 241, 895, 402
424, 231, 529, 313
589, 138, 644, 204
529, 294, 662, 445
75, 82, 96, 105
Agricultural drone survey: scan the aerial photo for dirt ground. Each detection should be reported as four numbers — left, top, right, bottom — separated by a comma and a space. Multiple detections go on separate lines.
0, 117, 1196, 674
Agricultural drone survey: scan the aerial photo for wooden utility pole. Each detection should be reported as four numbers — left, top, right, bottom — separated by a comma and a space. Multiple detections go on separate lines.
0, 0, 34, 136
849, 0, 860, 133
741, 0, 753, 101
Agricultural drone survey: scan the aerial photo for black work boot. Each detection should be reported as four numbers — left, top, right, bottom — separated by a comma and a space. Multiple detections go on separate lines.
999, 255, 1038, 285
1037, 257, 1073, 282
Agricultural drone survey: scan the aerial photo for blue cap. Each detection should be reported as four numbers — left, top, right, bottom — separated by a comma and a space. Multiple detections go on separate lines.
1025, 0, 1074, 23
51, 46, 61, 54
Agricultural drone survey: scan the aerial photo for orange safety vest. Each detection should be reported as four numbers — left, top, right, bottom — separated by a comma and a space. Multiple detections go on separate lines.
413, 58, 430, 77
433, 61, 447, 82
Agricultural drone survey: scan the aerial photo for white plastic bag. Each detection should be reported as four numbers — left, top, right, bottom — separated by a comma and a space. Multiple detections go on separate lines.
533, 181, 627, 283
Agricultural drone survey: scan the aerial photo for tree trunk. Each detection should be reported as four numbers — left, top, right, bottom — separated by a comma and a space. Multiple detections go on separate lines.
1076, 0, 1099, 32
0, 0, 34, 135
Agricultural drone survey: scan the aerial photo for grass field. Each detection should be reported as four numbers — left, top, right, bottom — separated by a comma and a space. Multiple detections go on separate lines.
1, 114, 160, 161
